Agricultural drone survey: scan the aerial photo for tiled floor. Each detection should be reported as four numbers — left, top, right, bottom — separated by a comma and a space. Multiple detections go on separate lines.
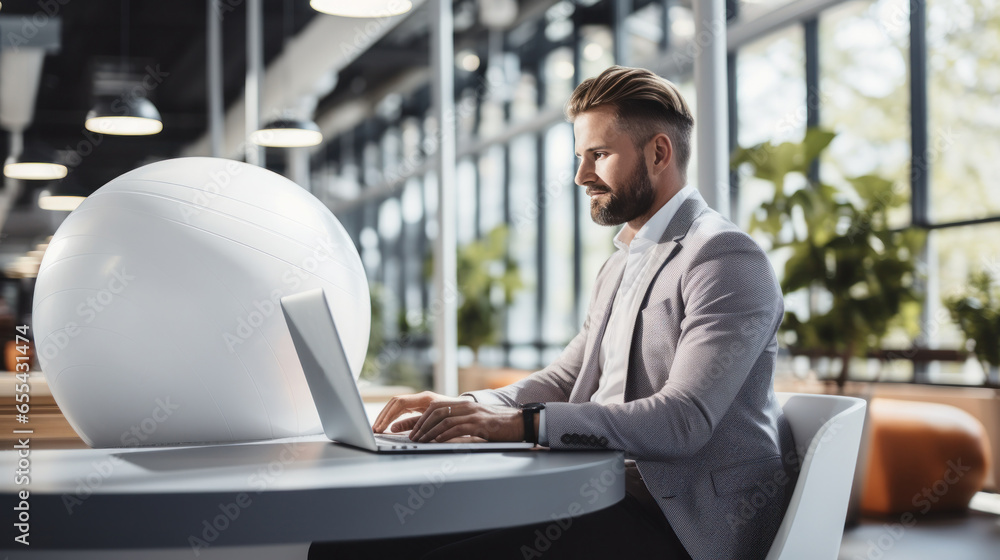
839, 510, 1000, 560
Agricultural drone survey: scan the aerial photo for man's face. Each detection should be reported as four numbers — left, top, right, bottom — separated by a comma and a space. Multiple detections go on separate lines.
573, 106, 656, 227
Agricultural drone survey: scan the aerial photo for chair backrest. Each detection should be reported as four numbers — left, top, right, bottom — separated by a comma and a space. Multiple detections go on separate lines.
765, 392, 867, 560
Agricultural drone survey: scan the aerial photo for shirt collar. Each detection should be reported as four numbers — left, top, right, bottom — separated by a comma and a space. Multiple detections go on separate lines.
613, 184, 696, 252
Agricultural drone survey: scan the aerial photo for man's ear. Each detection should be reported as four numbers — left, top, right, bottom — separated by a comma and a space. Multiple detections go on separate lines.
649, 133, 673, 174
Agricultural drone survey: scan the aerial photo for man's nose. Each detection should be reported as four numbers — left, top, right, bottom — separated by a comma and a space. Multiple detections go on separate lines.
575, 160, 595, 187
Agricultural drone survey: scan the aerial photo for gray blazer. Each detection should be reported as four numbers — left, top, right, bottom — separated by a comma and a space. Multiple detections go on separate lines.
467, 190, 797, 560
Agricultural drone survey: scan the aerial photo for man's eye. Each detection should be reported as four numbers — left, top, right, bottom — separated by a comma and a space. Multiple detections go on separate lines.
594, 152, 607, 159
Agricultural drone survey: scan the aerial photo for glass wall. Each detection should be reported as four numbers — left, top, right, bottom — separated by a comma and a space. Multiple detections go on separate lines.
927, 0, 1000, 223
308, 0, 1000, 389
734, 25, 806, 233
819, 0, 910, 229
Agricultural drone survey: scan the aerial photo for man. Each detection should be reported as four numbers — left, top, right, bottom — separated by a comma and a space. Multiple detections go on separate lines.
366, 65, 797, 559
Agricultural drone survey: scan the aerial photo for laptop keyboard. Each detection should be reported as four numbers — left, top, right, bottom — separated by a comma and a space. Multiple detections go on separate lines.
374, 432, 419, 444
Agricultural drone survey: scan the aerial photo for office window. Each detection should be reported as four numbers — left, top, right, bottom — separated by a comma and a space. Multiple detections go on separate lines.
507, 134, 539, 348
543, 123, 577, 345
381, 126, 403, 177
625, 1, 664, 64
360, 226, 381, 284
329, 160, 360, 202
511, 72, 540, 123
478, 96, 506, 139
668, 4, 695, 49
378, 196, 403, 338
401, 179, 425, 327
401, 116, 423, 166
424, 170, 439, 240
734, 26, 806, 232
363, 141, 382, 186
927, 0, 1000, 223
580, 25, 615, 79
931, 222, 1000, 384
458, 87, 479, 141
737, 0, 801, 21
479, 145, 506, 235
457, 157, 477, 244
736, 28, 806, 148
544, 47, 576, 108
545, 1, 575, 43
820, 0, 911, 229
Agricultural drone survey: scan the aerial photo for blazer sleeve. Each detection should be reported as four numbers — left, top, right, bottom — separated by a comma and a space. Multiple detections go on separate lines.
462, 253, 619, 407
543, 230, 784, 461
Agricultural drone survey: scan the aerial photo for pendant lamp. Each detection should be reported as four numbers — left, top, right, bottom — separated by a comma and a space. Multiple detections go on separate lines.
4, 134, 68, 181
311, 0, 412, 18
250, 118, 323, 148
85, 96, 163, 136
38, 174, 88, 211
84, 0, 163, 136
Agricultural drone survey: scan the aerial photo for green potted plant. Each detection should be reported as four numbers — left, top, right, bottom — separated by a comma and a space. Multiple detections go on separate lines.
945, 269, 1000, 386
360, 283, 386, 381
418, 225, 524, 391
440, 224, 523, 363
360, 282, 424, 389
732, 128, 926, 389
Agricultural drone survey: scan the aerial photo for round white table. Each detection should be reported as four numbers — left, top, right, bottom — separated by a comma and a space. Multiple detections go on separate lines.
1, 435, 624, 557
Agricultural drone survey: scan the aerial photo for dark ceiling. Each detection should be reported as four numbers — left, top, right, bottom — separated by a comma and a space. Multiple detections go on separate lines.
1, 0, 317, 195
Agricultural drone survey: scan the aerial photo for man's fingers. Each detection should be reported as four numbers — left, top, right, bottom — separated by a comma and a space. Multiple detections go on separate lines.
390, 416, 419, 433
373, 399, 403, 432
416, 415, 461, 443
414, 400, 470, 434
434, 426, 483, 443
443, 435, 488, 444
412, 401, 450, 434
374, 395, 430, 432
411, 404, 447, 439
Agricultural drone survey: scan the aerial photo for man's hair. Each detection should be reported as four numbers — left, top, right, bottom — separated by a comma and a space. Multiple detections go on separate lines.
566, 66, 695, 181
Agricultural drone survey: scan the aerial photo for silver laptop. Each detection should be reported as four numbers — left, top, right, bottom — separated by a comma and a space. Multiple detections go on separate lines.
280, 288, 534, 453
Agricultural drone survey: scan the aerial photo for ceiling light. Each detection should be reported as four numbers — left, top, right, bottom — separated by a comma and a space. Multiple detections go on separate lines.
38, 175, 88, 212
4, 142, 68, 181
583, 42, 604, 61
250, 118, 323, 148
554, 60, 575, 80
310, 0, 412, 18
458, 51, 480, 72
38, 191, 86, 211
85, 96, 163, 136
4, 160, 68, 181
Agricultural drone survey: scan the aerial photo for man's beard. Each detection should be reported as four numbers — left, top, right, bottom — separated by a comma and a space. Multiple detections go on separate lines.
590, 158, 656, 226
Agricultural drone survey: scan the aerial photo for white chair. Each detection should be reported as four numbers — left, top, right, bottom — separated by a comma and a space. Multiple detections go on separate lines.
765, 392, 867, 560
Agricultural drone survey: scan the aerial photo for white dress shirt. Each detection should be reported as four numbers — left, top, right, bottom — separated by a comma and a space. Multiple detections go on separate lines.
538, 185, 694, 443
591, 184, 695, 404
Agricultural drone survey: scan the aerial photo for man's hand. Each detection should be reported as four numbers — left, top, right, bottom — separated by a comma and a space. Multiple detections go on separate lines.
372, 391, 472, 433
408, 401, 524, 443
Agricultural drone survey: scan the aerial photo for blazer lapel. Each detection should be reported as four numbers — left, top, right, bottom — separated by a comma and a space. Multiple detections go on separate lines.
620, 193, 709, 400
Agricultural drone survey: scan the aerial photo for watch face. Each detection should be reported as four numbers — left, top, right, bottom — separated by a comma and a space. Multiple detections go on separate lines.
522, 402, 546, 411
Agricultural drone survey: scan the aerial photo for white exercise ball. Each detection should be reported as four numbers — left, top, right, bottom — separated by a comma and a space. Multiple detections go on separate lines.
32, 157, 370, 447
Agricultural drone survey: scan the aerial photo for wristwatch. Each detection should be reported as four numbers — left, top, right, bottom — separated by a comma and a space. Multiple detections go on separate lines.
521, 402, 546, 445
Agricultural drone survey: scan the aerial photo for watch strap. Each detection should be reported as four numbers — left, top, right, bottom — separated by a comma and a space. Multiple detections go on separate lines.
520, 403, 544, 445
522, 407, 536, 444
